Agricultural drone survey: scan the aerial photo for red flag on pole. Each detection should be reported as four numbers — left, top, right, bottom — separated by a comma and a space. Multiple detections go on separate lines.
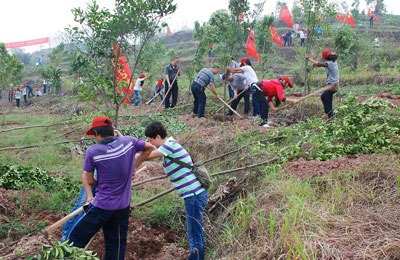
113, 45, 134, 104
167, 25, 172, 36
268, 26, 283, 47
367, 8, 372, 18
374, 15, 379, 23
336, 13, 345, 21
246, 29, 259, 61
345, 12, 355, 28
279, 4, 294, 28
239, 13, 244, 22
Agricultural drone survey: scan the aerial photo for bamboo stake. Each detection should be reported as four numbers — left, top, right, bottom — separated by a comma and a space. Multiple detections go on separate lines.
0, 138, 92, 152
43, 207, 84, 238
216, 95, 242, 118
156, 73, 178, 112
0, 121, 72, 134
274, 85, 333, 112
132, 153, 290, 207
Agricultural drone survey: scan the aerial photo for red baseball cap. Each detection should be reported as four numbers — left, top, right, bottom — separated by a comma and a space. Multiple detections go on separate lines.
157, 79, 163, 86
140, 73, 145, 78
86, 116, 113, 135
281, 77, 293, 88
16, 87, 20, 90
240, 58, 248, 64
25, 82, 28, 84
22, 85, 25, 88
322, 49, 331, 59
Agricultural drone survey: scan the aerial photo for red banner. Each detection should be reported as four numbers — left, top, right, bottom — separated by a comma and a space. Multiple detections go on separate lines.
280, 4, 294, 28
336, 13, 345, 21
5, 37, 49, 49
269, 26, 283, 47
246, 29, 259, 61
345, 13, 355, 28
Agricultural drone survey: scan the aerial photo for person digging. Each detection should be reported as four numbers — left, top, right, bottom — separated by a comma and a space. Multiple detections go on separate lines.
252, 77, 299, 128
306, 50, 340, 118
66, 116, 154, 260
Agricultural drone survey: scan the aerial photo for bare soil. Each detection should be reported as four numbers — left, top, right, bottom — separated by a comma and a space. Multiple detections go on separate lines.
282, 153, 397, 178
376, 92, 400, 106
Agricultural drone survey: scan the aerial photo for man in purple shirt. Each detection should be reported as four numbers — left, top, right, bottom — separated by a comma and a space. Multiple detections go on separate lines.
67, 116, 153, 260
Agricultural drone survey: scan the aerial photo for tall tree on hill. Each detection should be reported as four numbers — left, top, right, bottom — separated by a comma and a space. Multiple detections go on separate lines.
366, 0, 386, 15
67, 0, 176, 127
255, 15, 275, 78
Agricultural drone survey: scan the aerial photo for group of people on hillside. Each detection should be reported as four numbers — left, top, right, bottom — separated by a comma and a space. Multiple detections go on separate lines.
8, 81, 49, 107
58, 48, 340, 260
281, 22, 308, 47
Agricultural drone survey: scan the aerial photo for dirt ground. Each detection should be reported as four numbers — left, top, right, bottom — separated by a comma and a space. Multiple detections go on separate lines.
376, 92, 400, 106
1, 162, 189, 259
281, 153, 397, 178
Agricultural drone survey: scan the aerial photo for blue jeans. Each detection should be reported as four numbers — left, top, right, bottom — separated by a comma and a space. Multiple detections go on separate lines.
228, 84, 234, 99
68, 204, 130, 260
133, 90, 141, 106
61, 186, 96, 240
43, 85, 47, 94
184, 190, 208, 260
191, 82, 207, 118
251, 84, 269, 124
252, 93, 260, 116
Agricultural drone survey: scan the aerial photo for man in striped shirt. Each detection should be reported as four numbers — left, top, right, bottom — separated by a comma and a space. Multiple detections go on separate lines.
144, 121, 208, 260
191, 66, 220, 118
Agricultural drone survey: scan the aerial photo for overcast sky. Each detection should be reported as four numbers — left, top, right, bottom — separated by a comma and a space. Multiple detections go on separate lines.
1, 0, 399, 52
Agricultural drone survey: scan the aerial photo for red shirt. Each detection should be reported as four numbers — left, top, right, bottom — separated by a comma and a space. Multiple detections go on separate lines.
260, 80, 286, 102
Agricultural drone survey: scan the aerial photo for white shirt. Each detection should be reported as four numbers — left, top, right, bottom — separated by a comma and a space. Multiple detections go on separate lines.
36, 90, 43, 96
15, 90, 21, 99
294, 24, 299, 32
133, 78, 145, 91
299, 31, 305, 39
240, 66, 258, 85
22, 88, 27, 95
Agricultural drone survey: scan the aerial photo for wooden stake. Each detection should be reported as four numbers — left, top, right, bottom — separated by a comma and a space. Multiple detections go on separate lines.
0, 138, 92, 152
216, 96, 242, 118
215, 88, 249, 114
43, 207, 84, 238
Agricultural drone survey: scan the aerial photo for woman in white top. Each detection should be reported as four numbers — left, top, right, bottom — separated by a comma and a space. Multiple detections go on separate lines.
133, 73, 147, 106
227, 58, 260, 118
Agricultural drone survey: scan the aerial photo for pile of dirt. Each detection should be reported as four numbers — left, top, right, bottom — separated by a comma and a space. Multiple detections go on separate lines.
376, 92, 400, 106
87, 218, 188, 260
133, 161, 170, 189
282, 154, 391, 178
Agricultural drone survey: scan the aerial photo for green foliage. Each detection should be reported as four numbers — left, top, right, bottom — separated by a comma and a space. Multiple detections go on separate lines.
334, 27, 360, 70
48, 43, 65, 67
119, 114, 188, 138
67, 0, 177, 127
303, 97, 400, 160
0, 43, 24, 90
0, 164, 75, 191
28, 240, 99, 260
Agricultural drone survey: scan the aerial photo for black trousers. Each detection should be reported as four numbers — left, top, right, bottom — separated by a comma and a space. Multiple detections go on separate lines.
165, 81, 178, 108
321, 90, 337, 118
16, 99, 20, 107
250, 84, 269, 124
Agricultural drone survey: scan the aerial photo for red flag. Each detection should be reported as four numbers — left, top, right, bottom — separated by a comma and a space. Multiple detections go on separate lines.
268, 26, 283, 47
210, 43, 214, 48
279, 4, 293, 28
336, 13, 345, 21
167, 25, 172, 36
246, 29, 259, 61
345, 12, 355, 28
113, 45, 134, 104
367, 8, 372, 18
374, 15, 379, 23
239, 13, 244, 22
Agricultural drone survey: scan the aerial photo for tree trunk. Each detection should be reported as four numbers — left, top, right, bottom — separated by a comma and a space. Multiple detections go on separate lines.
114, 103, 119, 129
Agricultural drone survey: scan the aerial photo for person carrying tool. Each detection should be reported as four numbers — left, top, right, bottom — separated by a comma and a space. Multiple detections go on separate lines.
227, 58, 260, 119
253, 77, 299, 127
224, 74, 250, 116
165, 57, 181, 108
146, 79, 164, 105
24, 81, 34, 98
191, 66, 220, 118
306, 50, 339, 118
143, 121, 208, 260
66, 116, 154, 260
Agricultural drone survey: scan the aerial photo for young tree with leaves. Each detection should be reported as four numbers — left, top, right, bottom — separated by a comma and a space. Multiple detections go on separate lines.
68, 0, 176, 127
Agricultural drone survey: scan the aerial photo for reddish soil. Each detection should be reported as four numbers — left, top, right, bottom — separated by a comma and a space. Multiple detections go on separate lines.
282, 154, 393, 178
87, 218, 188, 260
133, 161, 170, 189
376, 93, 400, 106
